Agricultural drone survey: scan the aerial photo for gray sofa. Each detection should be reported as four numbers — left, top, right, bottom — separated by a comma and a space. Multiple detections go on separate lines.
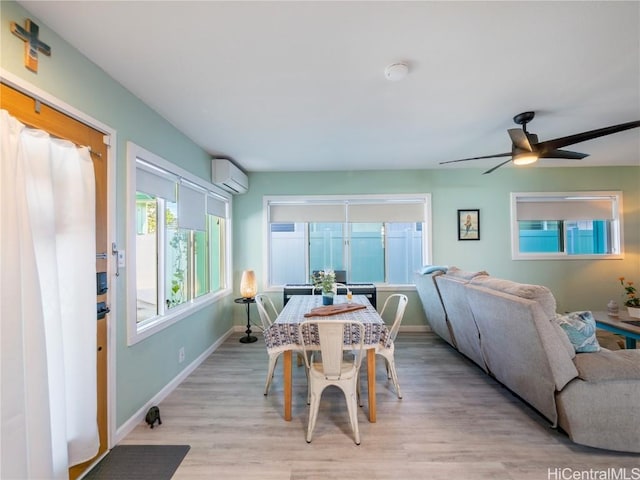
415, 266, 640, 453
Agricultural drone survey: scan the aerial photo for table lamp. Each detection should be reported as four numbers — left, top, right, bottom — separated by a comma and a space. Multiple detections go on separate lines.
240, 270, 257, 299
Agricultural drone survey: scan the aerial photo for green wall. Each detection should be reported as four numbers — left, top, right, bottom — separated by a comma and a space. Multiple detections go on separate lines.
1, 1, 235, 428
234, 167, 640, 320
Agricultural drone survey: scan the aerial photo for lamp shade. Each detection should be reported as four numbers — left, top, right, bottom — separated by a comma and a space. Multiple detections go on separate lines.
240, 270, 257, 298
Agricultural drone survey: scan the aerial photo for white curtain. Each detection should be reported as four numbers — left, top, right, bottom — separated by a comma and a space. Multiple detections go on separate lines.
1, 109, 99, 479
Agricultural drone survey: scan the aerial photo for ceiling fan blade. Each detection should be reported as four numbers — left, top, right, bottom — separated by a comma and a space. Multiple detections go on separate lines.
539, 149, 589, 160
536, 120, 640, 152
440, 152, 512, 165
508, 128, 533, 151
482, 159, 512, 175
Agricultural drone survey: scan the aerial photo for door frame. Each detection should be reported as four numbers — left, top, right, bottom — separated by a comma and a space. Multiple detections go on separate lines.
1, 68, 118, 460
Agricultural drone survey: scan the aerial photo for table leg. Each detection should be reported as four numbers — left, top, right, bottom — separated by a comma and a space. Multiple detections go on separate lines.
367, 348, 376, 423
284, 350, 292, 421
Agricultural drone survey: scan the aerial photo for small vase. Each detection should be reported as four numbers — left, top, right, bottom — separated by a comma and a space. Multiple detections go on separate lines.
627, 306, 640, 319
322, 292, 334, 305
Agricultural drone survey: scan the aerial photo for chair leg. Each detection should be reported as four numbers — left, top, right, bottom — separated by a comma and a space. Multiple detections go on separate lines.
387, 358, 402, 399
306, 390, 321, 443
264, 355, 278, 396
356, 375, 363, 407
343, 386, 361, 445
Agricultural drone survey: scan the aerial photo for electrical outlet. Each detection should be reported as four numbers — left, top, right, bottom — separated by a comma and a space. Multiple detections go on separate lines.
178, 347, 185, 364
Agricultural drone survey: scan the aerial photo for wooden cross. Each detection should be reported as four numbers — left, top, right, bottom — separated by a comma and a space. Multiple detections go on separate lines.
11, 18, 51, 73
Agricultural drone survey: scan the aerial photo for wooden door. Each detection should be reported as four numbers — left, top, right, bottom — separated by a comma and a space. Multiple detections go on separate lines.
1, 82, 109, 480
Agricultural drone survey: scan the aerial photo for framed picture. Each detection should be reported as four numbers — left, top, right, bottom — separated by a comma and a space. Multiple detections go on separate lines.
458, 209, 480, 240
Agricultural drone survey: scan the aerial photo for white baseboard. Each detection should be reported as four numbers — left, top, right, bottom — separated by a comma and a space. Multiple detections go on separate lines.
113, 327, 235, 444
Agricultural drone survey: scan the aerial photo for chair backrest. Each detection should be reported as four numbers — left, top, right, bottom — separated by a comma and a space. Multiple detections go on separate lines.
334, 283, 349, 294
298, 320, 365, 380
254, 293, 279, 330
380, 294, 408, 345
312, 270, 347, 283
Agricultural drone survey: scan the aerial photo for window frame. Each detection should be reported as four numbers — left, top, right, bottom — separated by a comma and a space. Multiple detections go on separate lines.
263, 194, 432, 289
126, 142, 233, 345
510, 191, 624, 260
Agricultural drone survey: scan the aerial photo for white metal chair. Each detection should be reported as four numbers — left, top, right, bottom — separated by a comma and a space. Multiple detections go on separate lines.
375, 294, 408, 399
298, 319, 366, 445
255, 293, 306, 396
254, 294, 284, 396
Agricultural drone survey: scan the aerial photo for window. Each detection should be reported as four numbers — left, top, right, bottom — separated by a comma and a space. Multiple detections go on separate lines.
265, 195, 431, 286
127, 142, 231, 344
511, 191, 623, 260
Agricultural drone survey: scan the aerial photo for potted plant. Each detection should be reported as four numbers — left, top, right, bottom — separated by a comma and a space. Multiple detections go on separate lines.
619, 277, 640, 318
312, 269, 336, 305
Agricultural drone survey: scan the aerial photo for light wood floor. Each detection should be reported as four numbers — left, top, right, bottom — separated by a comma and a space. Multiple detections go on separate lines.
121, 332, 639, 479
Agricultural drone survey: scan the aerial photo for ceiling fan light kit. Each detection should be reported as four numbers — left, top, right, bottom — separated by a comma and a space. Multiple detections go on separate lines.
440, 111, 640, 174
513, 153, 539, 166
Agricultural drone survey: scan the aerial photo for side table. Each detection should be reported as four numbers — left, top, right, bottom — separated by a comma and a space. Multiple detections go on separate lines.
235, 297, 257, 343
592, 310, 640, 349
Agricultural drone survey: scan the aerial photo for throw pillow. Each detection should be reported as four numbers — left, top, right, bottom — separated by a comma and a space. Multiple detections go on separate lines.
419, 265, 448, 275
554, 311, 600, 353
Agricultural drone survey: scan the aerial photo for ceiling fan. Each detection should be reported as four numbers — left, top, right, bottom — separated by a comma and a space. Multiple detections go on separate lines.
440, 111, 640, 174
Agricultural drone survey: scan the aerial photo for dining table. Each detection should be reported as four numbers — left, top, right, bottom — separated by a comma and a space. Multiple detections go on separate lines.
264, 294, 388, 422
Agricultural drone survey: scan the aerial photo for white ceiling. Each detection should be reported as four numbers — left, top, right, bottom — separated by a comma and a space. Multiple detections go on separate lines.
18, 1, 640, 173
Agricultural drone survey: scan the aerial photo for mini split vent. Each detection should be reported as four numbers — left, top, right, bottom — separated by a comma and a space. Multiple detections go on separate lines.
212, 159, 248, 194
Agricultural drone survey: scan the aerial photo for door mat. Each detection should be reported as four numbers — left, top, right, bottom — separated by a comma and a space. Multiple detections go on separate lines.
83, 445, 190, 480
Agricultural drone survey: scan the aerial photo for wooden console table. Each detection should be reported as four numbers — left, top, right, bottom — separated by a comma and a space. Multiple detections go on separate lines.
592, 311, 640, 349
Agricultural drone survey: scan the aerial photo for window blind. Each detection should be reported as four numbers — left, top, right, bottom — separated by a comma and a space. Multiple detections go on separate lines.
207, 194, 227, 218
269, 203, 346, 223
348, 202, 424, 222
516, 197, 615, 221
269, 199, 425, 223
136, 163, 177, 202
178, 181, 206, 231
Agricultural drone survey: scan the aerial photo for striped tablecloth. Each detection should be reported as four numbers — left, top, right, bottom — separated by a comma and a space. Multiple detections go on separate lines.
265, 295, 388, 355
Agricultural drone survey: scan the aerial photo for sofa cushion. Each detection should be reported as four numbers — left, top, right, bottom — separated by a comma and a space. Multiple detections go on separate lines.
573, 349, 640, 381
418, 265, 448, 275
470, 276, 557, 319
445, 266, 489, 281
554, 311, 600, 353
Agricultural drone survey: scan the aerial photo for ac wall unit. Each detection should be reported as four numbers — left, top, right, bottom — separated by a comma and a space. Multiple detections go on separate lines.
212, 159, 248, 194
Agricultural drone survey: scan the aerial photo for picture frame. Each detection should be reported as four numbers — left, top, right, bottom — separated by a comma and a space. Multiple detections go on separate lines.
458, 209, 480, 241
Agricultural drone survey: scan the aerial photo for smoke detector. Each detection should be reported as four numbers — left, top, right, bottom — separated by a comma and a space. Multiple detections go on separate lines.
384, 62, 409, 81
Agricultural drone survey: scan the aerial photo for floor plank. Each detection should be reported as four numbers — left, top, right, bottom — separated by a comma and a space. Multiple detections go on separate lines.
120, 332, 639, 479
